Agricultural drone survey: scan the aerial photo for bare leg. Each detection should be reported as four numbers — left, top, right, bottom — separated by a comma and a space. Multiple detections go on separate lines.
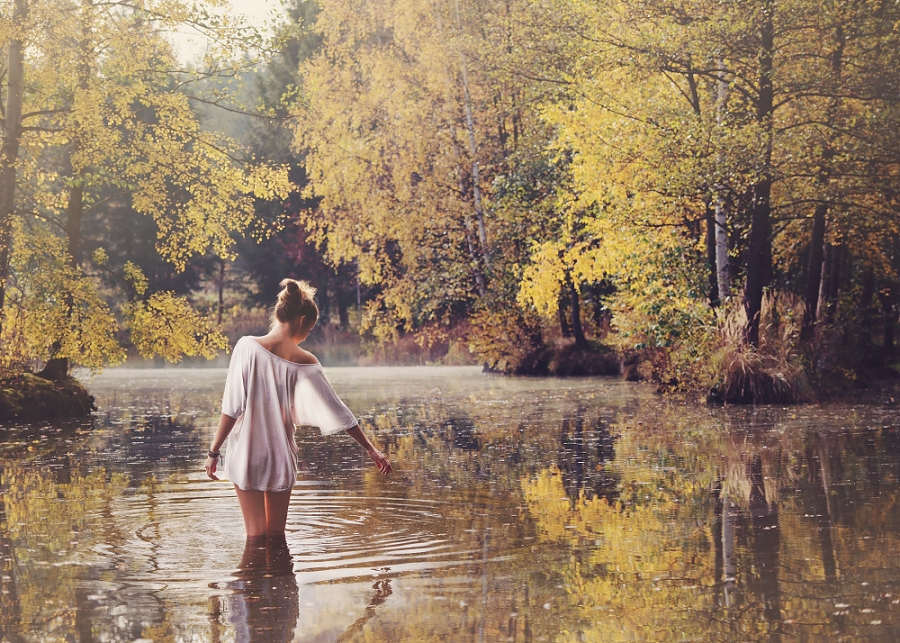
264, 489, 292, 537
234, 487, 267, 538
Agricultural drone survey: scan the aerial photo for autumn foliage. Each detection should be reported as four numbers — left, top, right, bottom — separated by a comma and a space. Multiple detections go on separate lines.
1, 0, 899, 402
290, 0, 900, 400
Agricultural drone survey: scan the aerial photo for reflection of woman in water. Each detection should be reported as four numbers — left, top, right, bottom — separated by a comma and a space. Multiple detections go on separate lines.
228, 537, 299, 643
205, 278, 391, 538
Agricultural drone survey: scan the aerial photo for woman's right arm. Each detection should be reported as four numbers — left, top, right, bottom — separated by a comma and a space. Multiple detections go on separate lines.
205, 413, 238, 480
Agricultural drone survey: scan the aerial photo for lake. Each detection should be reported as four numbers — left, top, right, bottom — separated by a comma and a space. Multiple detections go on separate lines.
1, 366, 899, 642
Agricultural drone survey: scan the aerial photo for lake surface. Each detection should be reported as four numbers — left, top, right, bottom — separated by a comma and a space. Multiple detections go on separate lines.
2, 366, 900, 642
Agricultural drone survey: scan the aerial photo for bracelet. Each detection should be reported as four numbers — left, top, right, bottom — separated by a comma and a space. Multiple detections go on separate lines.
208, 450, 220, 459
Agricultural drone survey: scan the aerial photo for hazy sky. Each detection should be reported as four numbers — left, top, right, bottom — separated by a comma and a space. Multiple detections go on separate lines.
168, 0, 285, 63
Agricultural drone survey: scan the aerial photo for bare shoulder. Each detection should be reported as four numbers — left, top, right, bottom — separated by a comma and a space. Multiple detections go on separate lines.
248, 335, 319, 365
292, 347, 320, 365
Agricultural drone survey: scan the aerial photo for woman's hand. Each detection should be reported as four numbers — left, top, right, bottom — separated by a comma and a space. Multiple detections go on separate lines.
346, 425, 392, 475
205, 455, 220, 480
367, 448, 392, 475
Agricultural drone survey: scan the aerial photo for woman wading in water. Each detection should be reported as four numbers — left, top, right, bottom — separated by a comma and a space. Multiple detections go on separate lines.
205, 278, 392, 539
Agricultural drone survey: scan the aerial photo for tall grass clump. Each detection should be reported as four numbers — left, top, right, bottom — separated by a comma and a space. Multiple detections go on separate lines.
705, 293, 813, 404
628, 291, 814, 404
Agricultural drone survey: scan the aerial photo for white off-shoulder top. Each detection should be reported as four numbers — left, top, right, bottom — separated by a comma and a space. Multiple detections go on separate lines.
221, 336, 358, 491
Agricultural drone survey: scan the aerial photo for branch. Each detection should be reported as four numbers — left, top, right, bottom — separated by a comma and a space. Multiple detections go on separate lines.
21, 108, 70, 121
184, 95, 286, 121
21, 126, 65, 133
83, 191, 131, 215
21, 210, 66, 233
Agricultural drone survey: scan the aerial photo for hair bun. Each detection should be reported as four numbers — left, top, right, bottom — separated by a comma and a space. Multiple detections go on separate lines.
278, 278, 317, 302
272, 278, 319, 325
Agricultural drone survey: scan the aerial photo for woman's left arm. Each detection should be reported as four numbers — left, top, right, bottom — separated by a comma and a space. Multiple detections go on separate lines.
346, 425, 392, 475
206, 413, 238, 480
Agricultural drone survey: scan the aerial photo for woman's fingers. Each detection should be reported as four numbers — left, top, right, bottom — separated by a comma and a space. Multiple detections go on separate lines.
206, 457, 219, 480
369, 450, 392, 475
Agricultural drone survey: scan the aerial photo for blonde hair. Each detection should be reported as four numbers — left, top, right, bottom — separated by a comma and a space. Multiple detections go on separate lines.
271, 278, 318, 327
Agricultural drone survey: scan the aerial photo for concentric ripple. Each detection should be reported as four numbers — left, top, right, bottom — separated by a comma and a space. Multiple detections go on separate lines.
284, 489, 474, 584
94, 476, 492, 593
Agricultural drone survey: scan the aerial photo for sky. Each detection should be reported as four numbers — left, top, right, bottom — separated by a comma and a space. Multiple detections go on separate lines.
167, 0, 285, 64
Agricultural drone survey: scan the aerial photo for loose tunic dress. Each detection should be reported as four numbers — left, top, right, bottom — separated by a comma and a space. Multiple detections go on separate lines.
221, 336, 358, 492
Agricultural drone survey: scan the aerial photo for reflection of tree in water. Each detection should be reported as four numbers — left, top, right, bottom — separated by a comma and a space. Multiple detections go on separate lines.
335, 578, 393, 642
95, 412, 204, 476
221, 537, 300, 643
746, 455, 781, 631
442, 417, 482, 452
713, 449, 782, 632
557, 407, 618, 504
708, 423, 900, 638
0, 415, 213, 643
0, 455, 128, 642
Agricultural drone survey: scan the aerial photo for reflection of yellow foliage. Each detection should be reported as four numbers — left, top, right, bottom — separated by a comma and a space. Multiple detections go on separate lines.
523, 464, 715, 641
141, 613, 176, 643
1, 463, 128, 638
522, 467, 574, 541
523, 466, 692, 578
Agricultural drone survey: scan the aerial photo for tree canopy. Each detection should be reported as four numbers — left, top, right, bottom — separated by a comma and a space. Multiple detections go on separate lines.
2, 0, 899, 398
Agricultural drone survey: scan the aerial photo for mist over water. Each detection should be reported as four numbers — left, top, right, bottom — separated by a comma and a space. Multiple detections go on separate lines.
2, 366, 900, 641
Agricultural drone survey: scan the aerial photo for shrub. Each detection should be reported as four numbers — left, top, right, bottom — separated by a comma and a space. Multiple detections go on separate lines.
705, 293, 813, 404
467, 306, 545, 374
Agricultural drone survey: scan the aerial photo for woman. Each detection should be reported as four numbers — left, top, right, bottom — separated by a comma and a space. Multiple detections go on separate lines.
205, 278, 392, 538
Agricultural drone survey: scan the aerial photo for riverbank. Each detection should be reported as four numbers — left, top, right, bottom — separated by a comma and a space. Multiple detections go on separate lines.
0, 373, 95, 422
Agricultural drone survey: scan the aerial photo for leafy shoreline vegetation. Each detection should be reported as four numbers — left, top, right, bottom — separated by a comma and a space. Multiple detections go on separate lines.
0, 0, 898, 414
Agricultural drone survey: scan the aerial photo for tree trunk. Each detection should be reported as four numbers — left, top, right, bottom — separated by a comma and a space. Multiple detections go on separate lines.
744, 178, 772, 347
743, 0, 775, 348
801, 204, 827, 341
460, 188, 487, 296
66, 185, 85, 268
433, 10, 489, 297
0, 0, 28, 338
36, 183, 85, 380
337, 292, 349, 329
43, 1, 94, 380
881, 285, 894, 352
566, 273, 588, 349
217, 259, 225, 326
822, 243, 842, 323
558, 293, 571, 338
454, 0, 490, 273
714, 57, 731, 302
817, 243, 831, 320
860, 266, 876, 342
355, 260, 361, 315
706, 201, 720, 306
802, 23, 845, 343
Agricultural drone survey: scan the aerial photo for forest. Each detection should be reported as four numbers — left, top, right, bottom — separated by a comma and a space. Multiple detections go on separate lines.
1, 0, 899, 405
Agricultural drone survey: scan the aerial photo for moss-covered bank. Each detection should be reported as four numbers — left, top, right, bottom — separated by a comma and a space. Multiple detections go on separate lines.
492, 342, 621, 377
0, 373, 95, 422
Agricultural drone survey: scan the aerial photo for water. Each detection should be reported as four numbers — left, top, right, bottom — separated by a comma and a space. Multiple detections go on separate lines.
2, 366, 900, 642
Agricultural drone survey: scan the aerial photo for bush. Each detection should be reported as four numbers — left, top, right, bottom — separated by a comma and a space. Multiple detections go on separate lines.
467, 306, 545, 374
703, 293, 813, 404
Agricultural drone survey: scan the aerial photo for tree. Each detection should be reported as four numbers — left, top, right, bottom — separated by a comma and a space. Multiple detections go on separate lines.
0, 0, 293, 373
294, 0, 564, 344
516, 0, 900, 390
